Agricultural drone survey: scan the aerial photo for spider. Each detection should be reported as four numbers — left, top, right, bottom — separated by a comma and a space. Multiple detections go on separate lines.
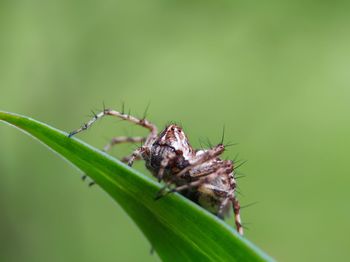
68, 107, 243, 235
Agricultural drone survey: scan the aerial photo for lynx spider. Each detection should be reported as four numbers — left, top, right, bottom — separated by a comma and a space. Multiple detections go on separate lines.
68, 107, 243, 235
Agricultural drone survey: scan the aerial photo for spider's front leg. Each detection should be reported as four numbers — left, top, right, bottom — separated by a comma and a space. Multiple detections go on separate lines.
174, 144, 225, 179
155, 164, 219, 200
103, 136, 146, 152
157, 152, 177, 182
155, 175, 208, 200
153, 152, 178, 199
68, 107, 158, 185
155, 149, 227, 200
68, 108, 158, 143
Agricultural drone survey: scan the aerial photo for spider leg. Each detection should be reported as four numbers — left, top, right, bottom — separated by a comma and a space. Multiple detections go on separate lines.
155, 161, 224, 200
155, 178, 207, 200
231, 194, 243, 235
174, 144, 225, 179
168, 179, 204, 193
81, 174, 96, 187
126, 147, 146, 167
157, 152, 176, 182
68, 108, 158, 145
68, 108, 156, 173
80, 136, 145, 185
121, 154, 141, 164
154, 183, 171, 200
156, 159, 231, 199
165, 169, 230, 196
153, 153, 178, 200
103, 136, 146, 152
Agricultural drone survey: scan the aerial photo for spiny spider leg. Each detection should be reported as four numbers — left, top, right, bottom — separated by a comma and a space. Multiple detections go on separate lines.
157, 152, 176, 182
231, 195, 243, 235
103, 136, 146, 152
188, 159, 233, 180
168, 179, 205, 194
158, 159, 232, 199
174, 144, 225, 178
69, 108, 157, 185
155, 176, 209, 200
85, 142, 145, 186
160, 168, 227, 197
155, 166, 221, 200
127, 147, 146, 167
68, 108, 158, 145
121, 154, 141, 164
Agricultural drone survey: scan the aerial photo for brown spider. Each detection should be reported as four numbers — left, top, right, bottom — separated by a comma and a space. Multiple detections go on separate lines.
68, 108, 243, 235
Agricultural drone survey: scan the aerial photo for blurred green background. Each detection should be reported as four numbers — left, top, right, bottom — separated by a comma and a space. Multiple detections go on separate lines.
1, 0, 350, 261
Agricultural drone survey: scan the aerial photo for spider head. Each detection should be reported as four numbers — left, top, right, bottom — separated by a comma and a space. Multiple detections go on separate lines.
157, 124, 194, 159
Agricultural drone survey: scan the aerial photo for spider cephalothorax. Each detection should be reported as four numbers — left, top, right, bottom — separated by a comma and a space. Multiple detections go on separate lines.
69, 108, 243, 235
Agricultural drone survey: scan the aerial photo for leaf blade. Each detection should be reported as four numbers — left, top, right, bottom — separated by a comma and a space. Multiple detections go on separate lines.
0, 111, 273, 262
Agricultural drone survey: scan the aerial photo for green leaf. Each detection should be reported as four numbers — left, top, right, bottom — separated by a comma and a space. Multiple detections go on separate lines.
0, 111, 273, 262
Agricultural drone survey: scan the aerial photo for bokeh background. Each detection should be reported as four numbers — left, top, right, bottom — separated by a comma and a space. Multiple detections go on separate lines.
1, 1, 350, 261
